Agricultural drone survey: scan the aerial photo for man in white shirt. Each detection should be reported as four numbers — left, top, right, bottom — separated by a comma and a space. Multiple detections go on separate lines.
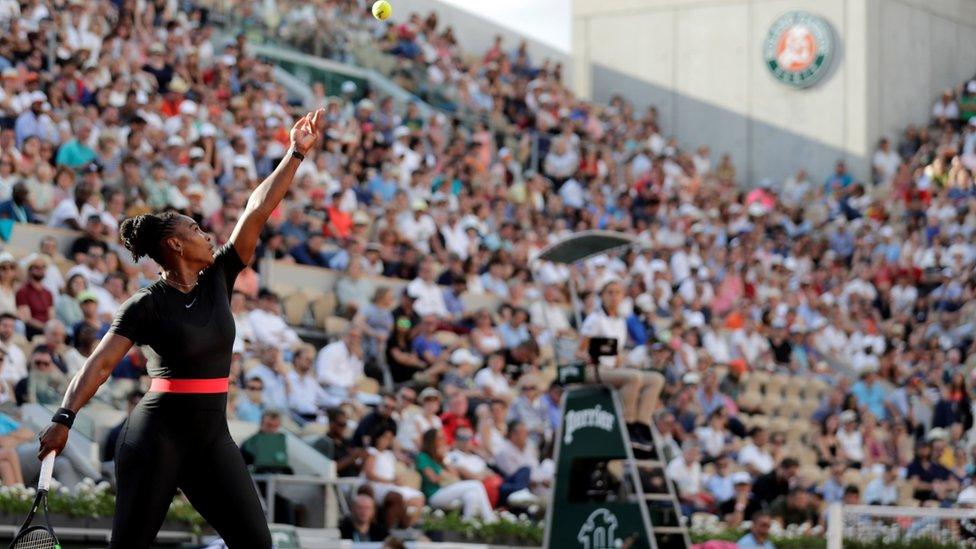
738, 427, 775, 476
245, 345, 290, 412
0, 314, 25, 385
445, 426, 491, 480
286, 345, 332, 422
781, 169, 812, 208
397, 199, 437, 254
872, 138, 901, 185
837, 411, 864, 463
65, 244, 106, 287
406, 259, 449, 318
933, 89, 959, 123
247, 289, 301, 352
492, 421, 552, 493
732, 319, 770, 366
557, 177, 585, 209
48, 182, 100, 231
666, 441, 708, 509
315, 327, 365, 400
528, 285, 573, 344
543, 139, 578, 181
863, 465, 899, 505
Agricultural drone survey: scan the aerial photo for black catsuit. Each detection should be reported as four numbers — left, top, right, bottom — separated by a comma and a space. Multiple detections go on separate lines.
106, 243, 271, 548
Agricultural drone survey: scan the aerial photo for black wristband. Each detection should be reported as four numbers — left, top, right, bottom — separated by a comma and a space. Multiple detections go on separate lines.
51, 407, 75, 429
290, 148, 305, 162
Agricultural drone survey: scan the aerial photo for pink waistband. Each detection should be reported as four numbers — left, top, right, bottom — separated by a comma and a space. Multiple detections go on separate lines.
149, 377, 229, 394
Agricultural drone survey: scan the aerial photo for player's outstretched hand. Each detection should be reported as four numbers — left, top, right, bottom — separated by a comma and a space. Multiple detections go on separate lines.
290, 109, 327, 156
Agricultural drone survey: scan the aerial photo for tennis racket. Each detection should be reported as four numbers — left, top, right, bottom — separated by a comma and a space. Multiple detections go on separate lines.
8, 452, 59, 549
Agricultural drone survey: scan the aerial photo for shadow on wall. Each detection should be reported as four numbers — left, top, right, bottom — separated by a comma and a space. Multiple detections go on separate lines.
591, 63, 863, 187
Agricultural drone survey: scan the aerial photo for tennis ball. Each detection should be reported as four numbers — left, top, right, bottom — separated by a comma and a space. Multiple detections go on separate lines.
372, 0, 392, 21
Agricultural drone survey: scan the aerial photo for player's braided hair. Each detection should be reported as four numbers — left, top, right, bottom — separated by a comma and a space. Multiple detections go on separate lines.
119, 211, 181, 263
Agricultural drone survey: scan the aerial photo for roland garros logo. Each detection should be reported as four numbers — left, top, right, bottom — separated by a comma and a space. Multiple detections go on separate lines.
563, 405, 615, 445
763, 11, 835, 89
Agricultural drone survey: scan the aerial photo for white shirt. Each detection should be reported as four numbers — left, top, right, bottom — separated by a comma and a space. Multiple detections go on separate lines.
286, 370, 331, 416
666, 457, 703, 496
864, 477, 898, 505
445, 449, 488, 476
933, 100, 959, 120
695, 426, 727, 458
872, 149, 901, 183
397, 214, 437, 253
65, 264, 105, 287
580, 309, 628, 368
247, 309, 301, 351
397, 410, 442, 453
441, 223, 470, 259
732, 330, 770, 365
315, 340, 363, 390
474, 367, 512, 399
738, 443, 774, 474
47, 199, 100, 230
528, 300, 570, 332
837, 427, 864, 462
558, 178, 585, 209
406, 278, 448, 318
890, 284, 918, 313
246, 364, 288, 411
703, 329, 733, 364
0, 342, 26, 385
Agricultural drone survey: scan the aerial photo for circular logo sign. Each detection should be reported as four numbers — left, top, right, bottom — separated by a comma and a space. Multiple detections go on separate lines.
763, 11, 835, 88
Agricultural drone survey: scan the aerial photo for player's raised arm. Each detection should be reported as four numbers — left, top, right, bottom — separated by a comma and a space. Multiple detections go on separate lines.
229, 109, 326, 265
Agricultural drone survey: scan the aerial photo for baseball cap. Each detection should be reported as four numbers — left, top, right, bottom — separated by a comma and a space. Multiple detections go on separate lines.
76, 290, 98, 304
731, 472, 751, 485
178, 101, 198, 116
185, 184, 206, 197
450, 348, 482, 367
352, 210, 370, 226
418, 387, 441, 401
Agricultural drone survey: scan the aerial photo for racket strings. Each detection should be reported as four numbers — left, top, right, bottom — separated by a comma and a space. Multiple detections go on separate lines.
11, 529, 57, 549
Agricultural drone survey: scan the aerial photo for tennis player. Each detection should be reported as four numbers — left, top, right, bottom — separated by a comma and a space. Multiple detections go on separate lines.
37, 109, 326, 548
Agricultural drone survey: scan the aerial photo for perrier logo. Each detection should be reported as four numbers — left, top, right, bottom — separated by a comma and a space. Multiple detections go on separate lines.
763, 11, 834, 89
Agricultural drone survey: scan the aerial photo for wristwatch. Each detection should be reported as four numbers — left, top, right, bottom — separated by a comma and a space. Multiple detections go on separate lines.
290, 148, 305, 162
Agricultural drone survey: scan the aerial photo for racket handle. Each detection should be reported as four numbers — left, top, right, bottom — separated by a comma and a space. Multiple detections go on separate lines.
38, 452, 55, 491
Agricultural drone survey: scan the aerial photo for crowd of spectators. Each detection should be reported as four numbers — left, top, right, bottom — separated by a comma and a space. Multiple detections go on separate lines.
0, 0, 974, 543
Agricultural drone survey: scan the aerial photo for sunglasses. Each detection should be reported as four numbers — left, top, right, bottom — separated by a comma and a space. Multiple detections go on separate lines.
0, 265, 15, 271
32, 359, 52, 366
246, 385, 263, 391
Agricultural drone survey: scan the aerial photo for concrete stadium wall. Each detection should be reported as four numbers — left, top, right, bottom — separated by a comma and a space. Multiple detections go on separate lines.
572, 0, 976, 185
391, 0, 574, 85
868, 0, 976, 147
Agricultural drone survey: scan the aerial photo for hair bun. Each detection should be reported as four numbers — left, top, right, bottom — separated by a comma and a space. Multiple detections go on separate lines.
119, 214, 162, 262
